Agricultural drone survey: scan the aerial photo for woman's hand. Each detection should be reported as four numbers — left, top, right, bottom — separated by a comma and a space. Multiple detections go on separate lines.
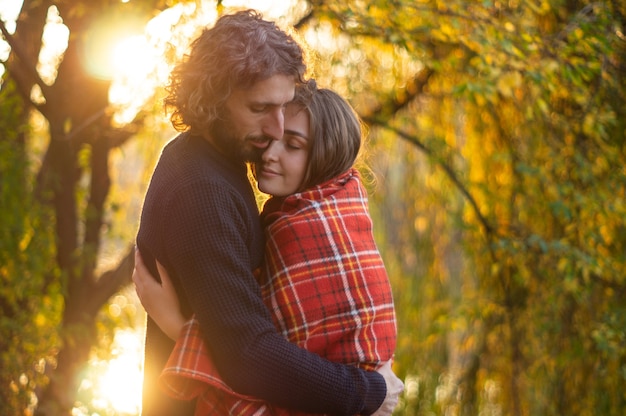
133, 249, 186, 340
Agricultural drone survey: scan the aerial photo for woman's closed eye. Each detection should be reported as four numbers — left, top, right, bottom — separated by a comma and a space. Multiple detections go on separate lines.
284, 136, 307, 151
287, 143, 303, 150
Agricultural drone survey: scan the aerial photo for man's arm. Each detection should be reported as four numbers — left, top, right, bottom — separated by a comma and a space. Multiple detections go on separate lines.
165, 182, 387, 415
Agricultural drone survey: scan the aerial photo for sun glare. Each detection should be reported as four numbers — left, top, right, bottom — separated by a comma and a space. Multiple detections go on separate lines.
38, 6, 70, 86
0, 1, 23, 68
111, 36, 154, 79
88, 330, 144, 415
108, 2, 220, 125
108, 34, 164, 125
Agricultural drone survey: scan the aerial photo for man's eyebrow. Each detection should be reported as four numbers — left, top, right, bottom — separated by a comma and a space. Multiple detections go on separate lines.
249, 99, 286, 107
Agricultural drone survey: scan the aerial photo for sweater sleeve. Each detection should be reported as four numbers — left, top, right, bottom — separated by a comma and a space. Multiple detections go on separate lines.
164, 181, 386, 415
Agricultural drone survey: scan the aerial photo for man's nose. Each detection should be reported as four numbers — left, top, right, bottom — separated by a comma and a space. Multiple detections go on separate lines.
261, 108, 285, 141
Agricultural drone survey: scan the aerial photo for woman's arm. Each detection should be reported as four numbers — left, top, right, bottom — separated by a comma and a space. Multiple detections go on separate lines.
133, 249, 186, 340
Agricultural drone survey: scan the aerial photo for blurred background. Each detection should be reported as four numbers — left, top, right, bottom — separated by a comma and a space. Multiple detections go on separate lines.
1, 0, 625, 414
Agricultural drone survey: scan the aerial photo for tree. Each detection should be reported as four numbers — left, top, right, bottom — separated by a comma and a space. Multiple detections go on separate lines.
0, 1, 168, 414
294, 1, 625, 414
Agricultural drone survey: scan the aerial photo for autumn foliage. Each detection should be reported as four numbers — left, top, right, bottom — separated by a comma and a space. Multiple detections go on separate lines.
1, 1, 624, 415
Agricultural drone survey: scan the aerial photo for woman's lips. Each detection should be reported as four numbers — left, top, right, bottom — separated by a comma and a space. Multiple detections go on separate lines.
260, 166, 279, 177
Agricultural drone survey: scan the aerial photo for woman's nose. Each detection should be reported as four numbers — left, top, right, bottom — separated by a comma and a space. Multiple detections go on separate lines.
262, 140, 279, 161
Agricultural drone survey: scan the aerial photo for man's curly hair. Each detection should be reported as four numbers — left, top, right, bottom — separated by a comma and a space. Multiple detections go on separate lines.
164, 9, 307, 133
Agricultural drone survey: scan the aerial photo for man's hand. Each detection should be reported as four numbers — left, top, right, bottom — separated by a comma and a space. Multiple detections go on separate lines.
371, 360, 404, 415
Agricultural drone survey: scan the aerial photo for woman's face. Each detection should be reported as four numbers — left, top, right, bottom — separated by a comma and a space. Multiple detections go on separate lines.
256, 105, 310, 197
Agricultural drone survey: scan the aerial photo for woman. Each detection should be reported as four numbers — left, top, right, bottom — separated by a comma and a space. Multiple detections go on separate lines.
134, 82, 399, 415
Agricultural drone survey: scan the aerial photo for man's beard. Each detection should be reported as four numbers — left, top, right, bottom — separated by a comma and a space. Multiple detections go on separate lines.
209, 116, 267, 164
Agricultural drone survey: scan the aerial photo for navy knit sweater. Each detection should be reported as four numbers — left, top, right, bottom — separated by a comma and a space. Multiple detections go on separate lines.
136, 133, 386, 416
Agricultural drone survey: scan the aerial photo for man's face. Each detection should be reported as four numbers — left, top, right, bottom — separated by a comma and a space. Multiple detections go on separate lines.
210, 74, 296, 163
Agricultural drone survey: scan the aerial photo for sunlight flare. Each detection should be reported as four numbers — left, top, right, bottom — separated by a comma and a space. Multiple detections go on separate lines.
92, 330, 144, 415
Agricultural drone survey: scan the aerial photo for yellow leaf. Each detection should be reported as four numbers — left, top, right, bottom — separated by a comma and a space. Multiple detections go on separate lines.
496, 71, 522, 98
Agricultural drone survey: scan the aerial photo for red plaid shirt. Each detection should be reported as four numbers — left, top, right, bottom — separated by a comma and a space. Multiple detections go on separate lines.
160, 169, 397, 415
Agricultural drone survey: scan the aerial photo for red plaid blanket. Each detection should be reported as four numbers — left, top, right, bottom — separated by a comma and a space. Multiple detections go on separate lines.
159, 169, 397, 415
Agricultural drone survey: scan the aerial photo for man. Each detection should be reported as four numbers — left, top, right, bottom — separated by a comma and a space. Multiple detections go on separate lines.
136, 10, 401, 416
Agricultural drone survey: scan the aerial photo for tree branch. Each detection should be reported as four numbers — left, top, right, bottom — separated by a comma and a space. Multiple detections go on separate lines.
365, 120, 495, 239
0, 18, 50, 111
80, 138, 111, 284
87, 246, 136, 316
362, 67, 434, 121
63, 107, 108, 142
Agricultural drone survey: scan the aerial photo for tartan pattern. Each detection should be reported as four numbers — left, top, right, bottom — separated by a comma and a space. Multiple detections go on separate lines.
159, 318, 267, 414
160, 169, 397, 415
